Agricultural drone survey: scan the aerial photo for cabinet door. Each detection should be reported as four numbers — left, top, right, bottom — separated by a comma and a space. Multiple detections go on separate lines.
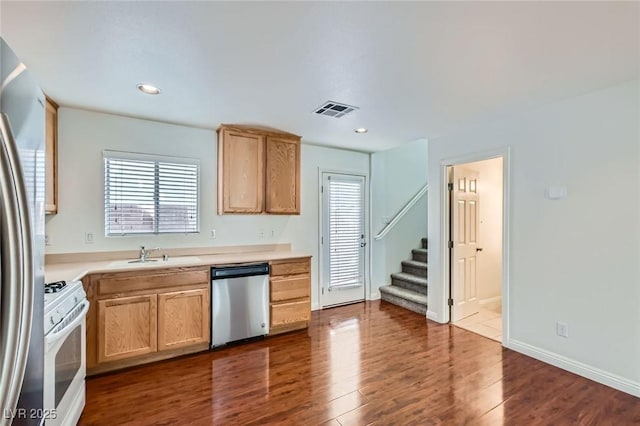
218, 129, 265, 213
157, 288, 210, 351
45, 98, 58, 214
98, 294, 157, 363
265, 136, 300, 214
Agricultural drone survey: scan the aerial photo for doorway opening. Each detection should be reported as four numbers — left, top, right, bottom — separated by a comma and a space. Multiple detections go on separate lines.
448, 157, 504, 342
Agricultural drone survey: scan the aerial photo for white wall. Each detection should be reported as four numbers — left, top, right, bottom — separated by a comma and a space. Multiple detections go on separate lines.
46, 108, 370, 310
428, 80, 640, 394
457, 157, 503, 302
371, 138, 428, 295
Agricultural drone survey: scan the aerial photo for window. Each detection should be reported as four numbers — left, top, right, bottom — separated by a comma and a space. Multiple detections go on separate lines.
104, 151, 199, 235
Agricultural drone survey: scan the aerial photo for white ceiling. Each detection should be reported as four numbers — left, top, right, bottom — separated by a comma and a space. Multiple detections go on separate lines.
2, 1, 638, 152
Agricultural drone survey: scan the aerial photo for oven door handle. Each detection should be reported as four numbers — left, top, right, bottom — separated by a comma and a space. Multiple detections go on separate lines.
46, 300, 90, 345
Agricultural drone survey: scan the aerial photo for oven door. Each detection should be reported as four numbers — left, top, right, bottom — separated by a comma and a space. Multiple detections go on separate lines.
44, 300, 89, 426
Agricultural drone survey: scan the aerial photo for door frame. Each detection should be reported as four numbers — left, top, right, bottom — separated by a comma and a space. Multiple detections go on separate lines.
440, 147, 511, 345
317, 168, 370, 309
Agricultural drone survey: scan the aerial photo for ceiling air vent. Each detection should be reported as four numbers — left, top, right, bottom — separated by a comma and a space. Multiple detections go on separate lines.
314, 101, 359, 118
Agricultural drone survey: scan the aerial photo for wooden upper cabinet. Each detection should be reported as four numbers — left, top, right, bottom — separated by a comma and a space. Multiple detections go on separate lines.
44, 97, 58, 214
265, 136, 300, 214
217, 124, 301, 215
218, 128, 265, 214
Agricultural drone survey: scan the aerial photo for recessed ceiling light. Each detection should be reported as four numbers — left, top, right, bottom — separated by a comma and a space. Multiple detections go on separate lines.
136, 83, 161, 95
354, 128, 368, 134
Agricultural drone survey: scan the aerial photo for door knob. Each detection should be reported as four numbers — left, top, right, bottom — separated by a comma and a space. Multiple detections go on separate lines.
360, 242, 367, 247
476, 247, 483, 252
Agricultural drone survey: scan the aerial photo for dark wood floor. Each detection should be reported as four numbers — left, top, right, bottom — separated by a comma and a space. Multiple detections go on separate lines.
79, 301, 639, 425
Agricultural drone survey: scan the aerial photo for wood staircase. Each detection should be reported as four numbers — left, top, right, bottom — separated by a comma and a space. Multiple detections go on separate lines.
379, 238, 428, 315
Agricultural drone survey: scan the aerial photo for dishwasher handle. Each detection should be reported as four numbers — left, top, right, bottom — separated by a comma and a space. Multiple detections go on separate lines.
211, 263, 270, 280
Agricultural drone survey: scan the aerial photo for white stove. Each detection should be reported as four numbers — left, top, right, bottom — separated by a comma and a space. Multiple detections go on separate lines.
44, 280, 87, 334
43, 280, 89, 425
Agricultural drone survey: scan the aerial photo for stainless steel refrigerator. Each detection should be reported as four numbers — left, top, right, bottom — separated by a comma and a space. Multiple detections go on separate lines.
0, 37, 45, 426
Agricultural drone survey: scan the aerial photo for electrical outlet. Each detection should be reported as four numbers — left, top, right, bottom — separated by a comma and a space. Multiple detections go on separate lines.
271, 229, 275, 237
210, 229, 216, 239
45, 234, 51, 245
258, 230, 265, 238
556, 321, 569, 338
84, 232, 94, 244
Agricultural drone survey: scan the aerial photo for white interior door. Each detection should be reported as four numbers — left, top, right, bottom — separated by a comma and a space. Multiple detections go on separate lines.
451, 167, 480, 322
321, 173, 366, 307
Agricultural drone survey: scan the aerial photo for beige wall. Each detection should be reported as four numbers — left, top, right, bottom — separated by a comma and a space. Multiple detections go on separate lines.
46, 108, 371, 310
370, 138, 428, 296
428, 80, 640, 394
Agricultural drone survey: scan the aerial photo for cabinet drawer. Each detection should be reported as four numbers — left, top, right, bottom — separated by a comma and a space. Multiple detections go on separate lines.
270, 259, 310, 276
270, 275, 309, 302
98, 269, 209, 295
270, 299, 310, 327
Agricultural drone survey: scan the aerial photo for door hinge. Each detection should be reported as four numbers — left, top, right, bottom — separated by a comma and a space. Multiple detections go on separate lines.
448, 298, 454, 307
321, 185, 324, 193
322, 287, 324, 295
321, 236, 323, 245
448, 241, 453, 249
448, 183, 453, 191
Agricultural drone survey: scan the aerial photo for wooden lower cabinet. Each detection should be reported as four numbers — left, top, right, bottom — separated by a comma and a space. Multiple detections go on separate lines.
83, 259, 312, 373
98, 294, 158, 363
85, 266, 211, 375
158, 288, 209, 351
271, 299, 310, 327
270, 275, 310, 302
269, 257, 311, 335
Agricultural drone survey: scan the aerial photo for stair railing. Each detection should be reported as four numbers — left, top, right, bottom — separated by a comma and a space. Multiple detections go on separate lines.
374, 183, 428, 241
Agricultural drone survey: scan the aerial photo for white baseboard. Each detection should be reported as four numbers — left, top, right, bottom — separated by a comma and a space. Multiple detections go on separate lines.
369, 291, 381, 300
508, 339, 640, 397
311, 303, 321, 311
426, 310, 442, 323
479, 296, 502, 305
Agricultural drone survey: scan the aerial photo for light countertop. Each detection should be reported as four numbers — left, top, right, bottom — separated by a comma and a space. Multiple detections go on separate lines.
45, 250, 311, 283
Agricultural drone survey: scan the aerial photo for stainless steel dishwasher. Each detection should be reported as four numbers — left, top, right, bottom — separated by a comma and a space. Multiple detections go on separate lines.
210, 263, 270, 347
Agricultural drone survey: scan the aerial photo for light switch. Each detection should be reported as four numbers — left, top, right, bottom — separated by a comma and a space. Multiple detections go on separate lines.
546, 186, 567, 200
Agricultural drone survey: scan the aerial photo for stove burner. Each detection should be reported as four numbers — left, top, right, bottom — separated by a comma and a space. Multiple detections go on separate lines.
45, 280, 67, 294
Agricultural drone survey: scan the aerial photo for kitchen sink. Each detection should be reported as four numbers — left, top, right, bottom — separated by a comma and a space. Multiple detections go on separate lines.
109, 256, 202, 268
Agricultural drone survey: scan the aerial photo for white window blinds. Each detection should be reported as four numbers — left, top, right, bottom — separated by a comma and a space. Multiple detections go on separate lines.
104, 151, 199, 235
325, 174, 365, 288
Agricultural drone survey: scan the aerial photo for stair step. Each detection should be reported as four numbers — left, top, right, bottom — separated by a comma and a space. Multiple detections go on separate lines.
401, 260, 428, 278
391, 272, 428, 294
411, 248, 427, 263
380, 285, 427, 315
421, 238, 428, 249
391, 272, 428, 286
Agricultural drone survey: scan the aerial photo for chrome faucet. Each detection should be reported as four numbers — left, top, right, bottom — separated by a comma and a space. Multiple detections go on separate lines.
139, 246, 160, 262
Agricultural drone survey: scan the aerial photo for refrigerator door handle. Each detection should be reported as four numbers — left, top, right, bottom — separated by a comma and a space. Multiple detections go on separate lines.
0, 112, 34, 424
